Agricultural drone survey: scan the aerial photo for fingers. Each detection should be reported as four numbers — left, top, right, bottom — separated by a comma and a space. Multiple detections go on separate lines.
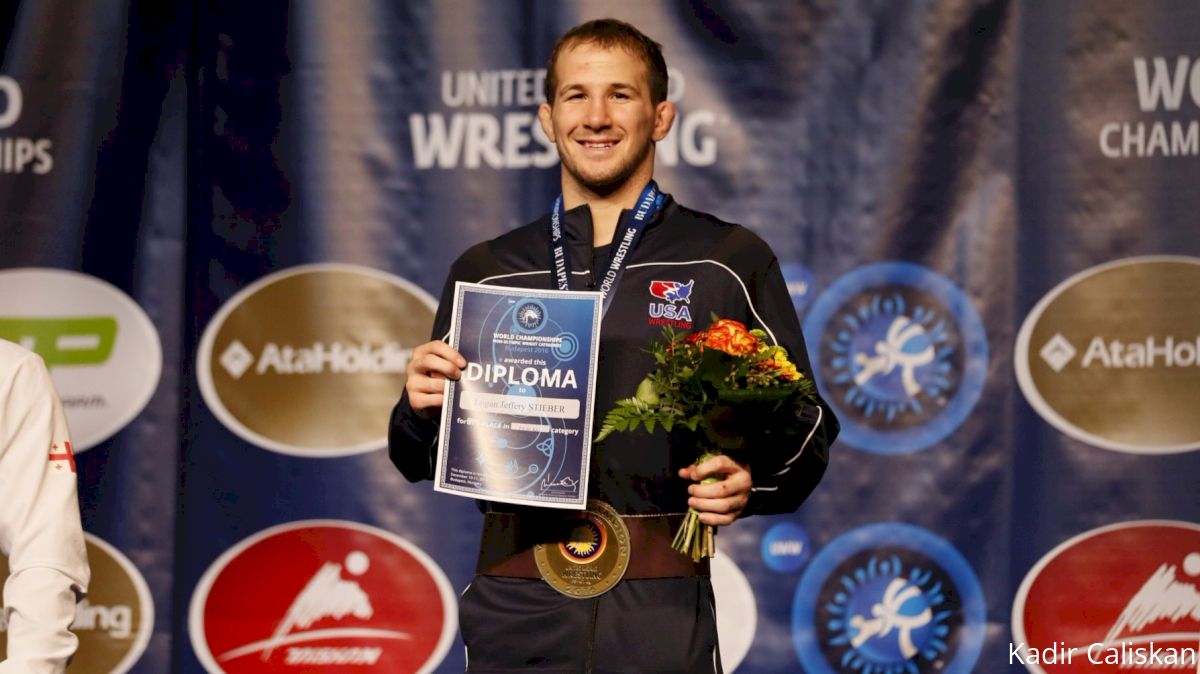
677, 453, 745, 482
687, 493, 749, 526
406, 340, 467, 418
678, 454, 752, 526
409, 340, 467, 379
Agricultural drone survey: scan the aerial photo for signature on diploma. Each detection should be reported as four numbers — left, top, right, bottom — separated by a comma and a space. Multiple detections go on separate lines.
540, 476, 579, 492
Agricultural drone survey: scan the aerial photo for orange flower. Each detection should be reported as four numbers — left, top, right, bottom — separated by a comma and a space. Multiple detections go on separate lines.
702, 319, 758, 356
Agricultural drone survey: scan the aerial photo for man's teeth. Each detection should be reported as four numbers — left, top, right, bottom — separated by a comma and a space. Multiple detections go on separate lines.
584, 142, 613, 148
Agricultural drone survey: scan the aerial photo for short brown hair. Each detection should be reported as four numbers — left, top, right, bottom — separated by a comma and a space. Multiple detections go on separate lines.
544, 19, 669, 105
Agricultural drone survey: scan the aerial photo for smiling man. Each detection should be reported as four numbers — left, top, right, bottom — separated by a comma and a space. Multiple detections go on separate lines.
390, 18, 837, 673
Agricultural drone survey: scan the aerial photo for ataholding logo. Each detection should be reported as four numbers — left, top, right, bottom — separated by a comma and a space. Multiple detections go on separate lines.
1014, 256, 1200, 454
196, 263, 437, 457
1011, 520, 1200, 673
188, 520, 457, 673
1, 533, 156, 673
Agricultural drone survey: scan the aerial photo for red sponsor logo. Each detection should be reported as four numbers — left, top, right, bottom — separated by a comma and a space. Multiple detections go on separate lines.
189, 520, 456, 673
1012, 520, 1200, 673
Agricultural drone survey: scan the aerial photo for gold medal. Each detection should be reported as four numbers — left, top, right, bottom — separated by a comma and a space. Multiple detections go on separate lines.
534, 500, 630, 598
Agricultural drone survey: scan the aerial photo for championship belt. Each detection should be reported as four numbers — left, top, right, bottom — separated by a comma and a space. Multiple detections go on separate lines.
534, 500, 630, 598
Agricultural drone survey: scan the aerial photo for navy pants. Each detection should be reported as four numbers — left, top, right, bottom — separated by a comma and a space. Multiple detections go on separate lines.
459, 575, 723, 673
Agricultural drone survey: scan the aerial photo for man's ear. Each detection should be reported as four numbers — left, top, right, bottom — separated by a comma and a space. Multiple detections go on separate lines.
652, 100, 676, 142
538, 102, 556, 143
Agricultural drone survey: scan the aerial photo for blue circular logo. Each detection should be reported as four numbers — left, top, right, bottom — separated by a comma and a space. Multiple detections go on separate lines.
793, 523, 985, 674
513, 299, 547, 332
802, 263, 987, 454
780, 262, 817, 316
554, 332, 579, 360
762, 522, 812, 573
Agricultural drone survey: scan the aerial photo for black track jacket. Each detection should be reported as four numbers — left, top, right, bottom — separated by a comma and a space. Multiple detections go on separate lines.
389, 195, 838, 516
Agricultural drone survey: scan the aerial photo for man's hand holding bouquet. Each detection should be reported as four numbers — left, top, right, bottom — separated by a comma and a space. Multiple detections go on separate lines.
596, 316, 817, 561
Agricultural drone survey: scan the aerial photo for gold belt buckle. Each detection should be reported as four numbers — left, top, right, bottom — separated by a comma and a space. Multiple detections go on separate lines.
534, 500, 630, 598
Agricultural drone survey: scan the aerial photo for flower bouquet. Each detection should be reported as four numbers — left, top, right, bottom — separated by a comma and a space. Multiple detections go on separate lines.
596, 317, 816, 561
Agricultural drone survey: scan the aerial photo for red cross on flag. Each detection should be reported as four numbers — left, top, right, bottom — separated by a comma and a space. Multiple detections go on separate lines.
49, 440, 77, 473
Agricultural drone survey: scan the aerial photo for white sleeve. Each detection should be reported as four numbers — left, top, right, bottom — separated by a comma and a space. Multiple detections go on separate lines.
0, 349, 90, 674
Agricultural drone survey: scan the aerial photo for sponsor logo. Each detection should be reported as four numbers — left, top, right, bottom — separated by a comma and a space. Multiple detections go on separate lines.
793, 523, 986, 674
1011, 520, 1200, 673
762, 522, 812, 573
802, 263, 988, 454
1098, 56, 1200, 158
1014, 256, 1200, 454
0, 268, 162, 451
781, 262, 816, 316
647, 279, 695, 328
410, 67, 722, 170
1, 533, 155, 673
0, 75, 54, 174
196, 264, 437, 457
712, 552, 757, 673
189, 520, 456, 673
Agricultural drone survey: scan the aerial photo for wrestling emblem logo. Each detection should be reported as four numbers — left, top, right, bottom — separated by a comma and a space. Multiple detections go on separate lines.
793, 523, 985, 674
803, 263, 988, 454
514, 300, 547, 332
1012, 520, 1200, 673
648, 279, 694, 328
189, 520, 456, 673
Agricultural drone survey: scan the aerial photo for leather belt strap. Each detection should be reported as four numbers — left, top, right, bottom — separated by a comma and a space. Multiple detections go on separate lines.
477, 511, 710, 579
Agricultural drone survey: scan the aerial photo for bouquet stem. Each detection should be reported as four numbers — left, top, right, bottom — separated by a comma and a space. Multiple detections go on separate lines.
672, 451, 722, 562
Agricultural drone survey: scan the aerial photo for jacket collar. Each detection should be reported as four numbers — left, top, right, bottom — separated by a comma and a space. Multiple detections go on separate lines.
559, 192, 676, 253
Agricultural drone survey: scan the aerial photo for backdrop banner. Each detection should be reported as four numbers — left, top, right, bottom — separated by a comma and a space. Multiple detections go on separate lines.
1, 1, 1197, 673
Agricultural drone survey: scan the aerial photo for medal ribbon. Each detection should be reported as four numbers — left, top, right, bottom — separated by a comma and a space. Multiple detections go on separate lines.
546, 181, 664, 317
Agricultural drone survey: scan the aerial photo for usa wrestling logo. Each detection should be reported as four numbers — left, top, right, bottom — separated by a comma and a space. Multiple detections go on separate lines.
802, 263, 988, 454
647, 279, 694, 328
189, 520, 456, 673
794, 523, 985, 674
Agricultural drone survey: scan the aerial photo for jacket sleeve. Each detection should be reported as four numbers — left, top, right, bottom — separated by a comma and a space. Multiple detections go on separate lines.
387, 255, 466, 483
0, 350, 90, 674
740, 255, 839, 516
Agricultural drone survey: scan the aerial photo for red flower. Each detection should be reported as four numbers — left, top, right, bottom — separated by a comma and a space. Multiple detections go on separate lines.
702, 319, 758, 356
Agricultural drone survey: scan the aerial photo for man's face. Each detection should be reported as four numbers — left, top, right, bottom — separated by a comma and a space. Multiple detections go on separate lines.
538, 42, 675, 198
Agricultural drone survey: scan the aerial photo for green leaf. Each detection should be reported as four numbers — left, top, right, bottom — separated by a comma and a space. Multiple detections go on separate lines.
697, 348, 733, 387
